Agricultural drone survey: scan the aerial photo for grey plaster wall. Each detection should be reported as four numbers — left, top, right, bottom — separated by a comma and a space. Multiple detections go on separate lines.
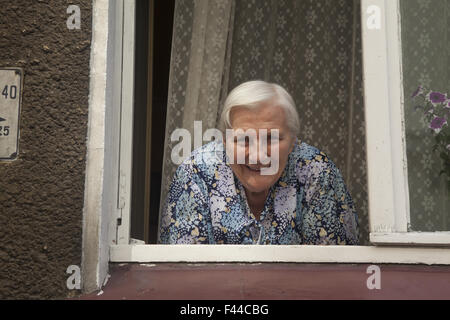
0, 0, 92, 299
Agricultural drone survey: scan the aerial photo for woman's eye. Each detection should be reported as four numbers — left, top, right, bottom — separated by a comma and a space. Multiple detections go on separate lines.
235, 137, 248, 145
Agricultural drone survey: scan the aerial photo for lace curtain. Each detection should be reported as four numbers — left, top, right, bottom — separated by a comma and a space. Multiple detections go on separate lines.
159, 0, 369, 245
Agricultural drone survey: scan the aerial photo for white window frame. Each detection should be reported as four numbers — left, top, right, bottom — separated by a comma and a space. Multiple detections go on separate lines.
84, 0, 450, 277
116, 0, 135, 246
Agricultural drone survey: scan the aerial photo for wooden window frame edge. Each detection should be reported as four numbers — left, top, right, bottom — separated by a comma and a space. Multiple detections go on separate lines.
370, 232, 450, 246
116, 0, 135, 245
362, 0, 409, 237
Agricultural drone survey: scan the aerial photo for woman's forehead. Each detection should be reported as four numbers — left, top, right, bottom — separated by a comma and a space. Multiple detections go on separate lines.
230, 104, 288, 130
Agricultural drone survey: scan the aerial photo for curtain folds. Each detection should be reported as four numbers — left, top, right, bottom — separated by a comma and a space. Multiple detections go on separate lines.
159, 0, 236, 232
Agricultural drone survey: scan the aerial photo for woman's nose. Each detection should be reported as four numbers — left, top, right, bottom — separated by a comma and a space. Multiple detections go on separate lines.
247, 140, 260, 164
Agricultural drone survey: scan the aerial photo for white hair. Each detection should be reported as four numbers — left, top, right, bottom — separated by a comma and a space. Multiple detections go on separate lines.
219, 80, 300, 137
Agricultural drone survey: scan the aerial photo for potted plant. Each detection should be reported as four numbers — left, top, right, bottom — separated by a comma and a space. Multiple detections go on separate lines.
411, 86, 450, 190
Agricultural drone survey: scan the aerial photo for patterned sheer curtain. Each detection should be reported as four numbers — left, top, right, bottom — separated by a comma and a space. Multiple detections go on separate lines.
160, 0, 370, 244
400, 0, 450, 231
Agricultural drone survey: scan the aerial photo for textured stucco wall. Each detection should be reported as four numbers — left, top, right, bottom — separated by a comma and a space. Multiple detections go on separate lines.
0, 0, 92, 299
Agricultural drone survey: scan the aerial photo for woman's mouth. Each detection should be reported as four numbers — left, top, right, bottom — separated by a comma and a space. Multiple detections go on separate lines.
245, 165, 261, 172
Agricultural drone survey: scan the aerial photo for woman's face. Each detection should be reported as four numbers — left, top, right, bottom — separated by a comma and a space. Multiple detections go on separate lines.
226, 101, 296, 194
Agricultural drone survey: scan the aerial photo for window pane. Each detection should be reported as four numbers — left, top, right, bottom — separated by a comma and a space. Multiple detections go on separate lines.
400, 0, 450, 231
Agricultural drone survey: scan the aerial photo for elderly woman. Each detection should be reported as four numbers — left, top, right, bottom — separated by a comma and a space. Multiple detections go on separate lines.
159, 81, 359, 245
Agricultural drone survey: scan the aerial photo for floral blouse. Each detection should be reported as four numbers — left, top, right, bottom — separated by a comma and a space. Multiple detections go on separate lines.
158, 141, 359, 245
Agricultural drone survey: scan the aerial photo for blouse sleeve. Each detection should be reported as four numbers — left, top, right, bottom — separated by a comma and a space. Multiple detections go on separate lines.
300, 156, 360, 245
158, 160, 212, 244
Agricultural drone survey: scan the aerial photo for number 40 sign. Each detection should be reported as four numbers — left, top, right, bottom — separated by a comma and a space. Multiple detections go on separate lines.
0, 68, 23, 160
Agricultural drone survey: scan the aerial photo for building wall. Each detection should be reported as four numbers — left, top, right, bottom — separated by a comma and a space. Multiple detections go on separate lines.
0, 0, 92, 299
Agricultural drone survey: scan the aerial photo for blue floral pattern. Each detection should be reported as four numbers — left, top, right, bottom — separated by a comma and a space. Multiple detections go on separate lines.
159, 141, 359, 245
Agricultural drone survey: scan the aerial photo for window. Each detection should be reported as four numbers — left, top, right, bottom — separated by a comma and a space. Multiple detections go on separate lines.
362, 0, 450, 246
102, 0, 450, 265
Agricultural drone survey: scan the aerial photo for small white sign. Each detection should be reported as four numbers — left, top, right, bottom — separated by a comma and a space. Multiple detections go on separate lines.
0, 68, 23, 160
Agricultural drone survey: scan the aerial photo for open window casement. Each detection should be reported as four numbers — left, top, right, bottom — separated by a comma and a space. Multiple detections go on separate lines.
362, 0, 450, 246
104, 0, 450, 265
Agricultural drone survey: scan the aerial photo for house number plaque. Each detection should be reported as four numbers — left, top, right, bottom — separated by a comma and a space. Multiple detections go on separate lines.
0, 68, 23, 160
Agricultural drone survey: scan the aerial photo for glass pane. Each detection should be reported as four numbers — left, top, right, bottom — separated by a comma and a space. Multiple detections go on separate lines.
400, 0, 450, 231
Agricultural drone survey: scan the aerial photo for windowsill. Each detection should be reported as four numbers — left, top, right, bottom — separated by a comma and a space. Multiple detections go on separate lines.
78, 263, 450, 299
109, 244, 450, 265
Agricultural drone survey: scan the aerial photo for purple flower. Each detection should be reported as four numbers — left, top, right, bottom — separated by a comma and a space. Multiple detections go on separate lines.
412, 86, 422, 98
429, 91, 447, 104
447, 144, 450, 151
429, 116, 447, 132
